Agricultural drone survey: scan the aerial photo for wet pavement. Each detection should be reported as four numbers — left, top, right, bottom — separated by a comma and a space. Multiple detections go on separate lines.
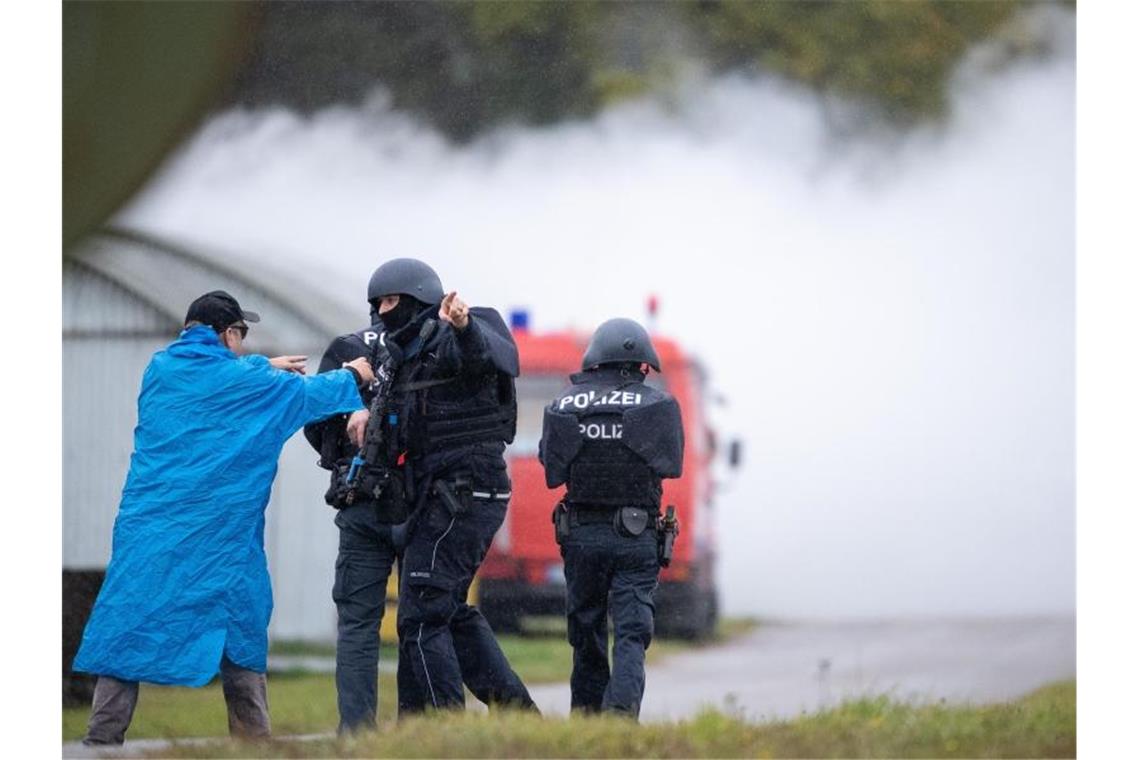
62, 733, 333, 759
527, 616, 1076, 720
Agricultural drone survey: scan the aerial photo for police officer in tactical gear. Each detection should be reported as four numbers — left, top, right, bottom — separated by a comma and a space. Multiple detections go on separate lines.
303, 260, 428, 733
539, 318, 684, 719
305, 258, 535, 729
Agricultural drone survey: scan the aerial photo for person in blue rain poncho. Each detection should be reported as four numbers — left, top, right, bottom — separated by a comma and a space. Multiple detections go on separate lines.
72, 291, 376, 746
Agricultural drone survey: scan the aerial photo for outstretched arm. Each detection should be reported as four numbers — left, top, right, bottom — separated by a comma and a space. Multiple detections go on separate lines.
302, 335, 372, 453
432, 297, 519, 378
269, 355, 307, 374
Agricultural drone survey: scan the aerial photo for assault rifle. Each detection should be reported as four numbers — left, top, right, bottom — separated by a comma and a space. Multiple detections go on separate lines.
341, 354, 397, 506
329, 316, 437, 515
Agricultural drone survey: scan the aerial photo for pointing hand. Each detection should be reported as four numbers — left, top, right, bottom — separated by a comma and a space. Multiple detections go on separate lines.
439, 291, 470, 331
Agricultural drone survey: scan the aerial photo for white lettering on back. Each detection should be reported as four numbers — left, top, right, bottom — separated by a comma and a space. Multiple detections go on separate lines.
578, 422, 623, 440
558, 386, 647, 412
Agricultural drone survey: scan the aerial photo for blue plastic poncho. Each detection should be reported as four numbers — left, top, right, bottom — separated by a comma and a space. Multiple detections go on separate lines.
73, 325, 364, 685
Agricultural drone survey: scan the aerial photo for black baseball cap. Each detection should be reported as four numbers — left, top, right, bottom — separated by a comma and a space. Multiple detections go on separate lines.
184, 290, 261, 332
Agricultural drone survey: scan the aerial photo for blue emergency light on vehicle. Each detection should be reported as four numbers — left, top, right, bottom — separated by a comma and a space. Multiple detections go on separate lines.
509, 309, 529, 332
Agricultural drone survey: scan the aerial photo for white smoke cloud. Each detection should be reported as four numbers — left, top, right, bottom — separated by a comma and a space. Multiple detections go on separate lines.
120, 10, 1075, 619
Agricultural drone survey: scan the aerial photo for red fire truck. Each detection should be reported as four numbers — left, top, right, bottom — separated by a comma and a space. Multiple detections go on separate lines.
477, 312, 732, 639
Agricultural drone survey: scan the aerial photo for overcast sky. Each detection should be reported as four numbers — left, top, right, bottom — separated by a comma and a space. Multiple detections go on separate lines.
119, 16, 1075, 619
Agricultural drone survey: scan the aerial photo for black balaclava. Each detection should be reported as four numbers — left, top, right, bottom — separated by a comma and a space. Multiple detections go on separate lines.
377, 295, 430, 344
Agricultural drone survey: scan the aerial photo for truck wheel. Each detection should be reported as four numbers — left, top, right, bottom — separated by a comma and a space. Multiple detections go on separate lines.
702, 591, 720, 640
654, 581, 710, 640
681, 592, 716, 641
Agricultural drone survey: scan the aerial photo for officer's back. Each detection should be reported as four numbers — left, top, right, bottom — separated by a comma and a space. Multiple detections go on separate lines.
539, 318, 683, 719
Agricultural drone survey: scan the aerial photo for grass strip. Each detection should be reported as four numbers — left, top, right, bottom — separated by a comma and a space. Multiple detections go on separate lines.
143, 679, 1076, 759
67, 621, 761, 741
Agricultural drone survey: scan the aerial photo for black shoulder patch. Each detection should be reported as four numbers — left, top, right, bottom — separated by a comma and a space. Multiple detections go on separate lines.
540, 406, 583, 487
621, 397, 684, 478
470, 307, 520, 377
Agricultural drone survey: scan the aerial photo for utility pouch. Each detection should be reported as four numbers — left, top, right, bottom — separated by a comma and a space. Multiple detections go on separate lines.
615, 506, 650, 538
552, 501, 570, 545
324, 459, 355, 509
353, 461, 392, 504
324, 457, 402, 521
318, 420, 344, 471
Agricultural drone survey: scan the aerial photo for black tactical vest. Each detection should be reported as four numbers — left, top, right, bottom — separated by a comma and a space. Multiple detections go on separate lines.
545, 369, 669, 508
307, 312, 519, 481
403, 360, 516, 457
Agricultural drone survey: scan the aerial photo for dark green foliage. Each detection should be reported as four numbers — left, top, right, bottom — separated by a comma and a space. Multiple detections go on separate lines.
229, 1, 606, 142
687, 0, 1025, 125
223, 1, 1069, 141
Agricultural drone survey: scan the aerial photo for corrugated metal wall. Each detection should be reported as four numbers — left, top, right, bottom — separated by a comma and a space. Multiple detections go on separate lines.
63, 262, 172, 567
64, 259, 174, 336
64, 241, 354, 642
263, 438, 341, 640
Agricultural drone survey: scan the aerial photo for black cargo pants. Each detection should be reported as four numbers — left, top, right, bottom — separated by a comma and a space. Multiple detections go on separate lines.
332, 503, 400, 733
561, 515, 660, 718
396, 486, 536, 713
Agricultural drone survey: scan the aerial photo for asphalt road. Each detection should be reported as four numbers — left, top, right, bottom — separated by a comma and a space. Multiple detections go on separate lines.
527, 616, 1076, 720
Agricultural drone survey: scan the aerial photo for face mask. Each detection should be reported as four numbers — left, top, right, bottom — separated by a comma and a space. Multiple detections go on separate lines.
380, 297, 430, 342
377, 297, 413, 331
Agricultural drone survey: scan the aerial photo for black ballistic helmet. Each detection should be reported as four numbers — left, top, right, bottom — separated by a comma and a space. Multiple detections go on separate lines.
367, 258, 444, 305
582, 318, 661, 372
